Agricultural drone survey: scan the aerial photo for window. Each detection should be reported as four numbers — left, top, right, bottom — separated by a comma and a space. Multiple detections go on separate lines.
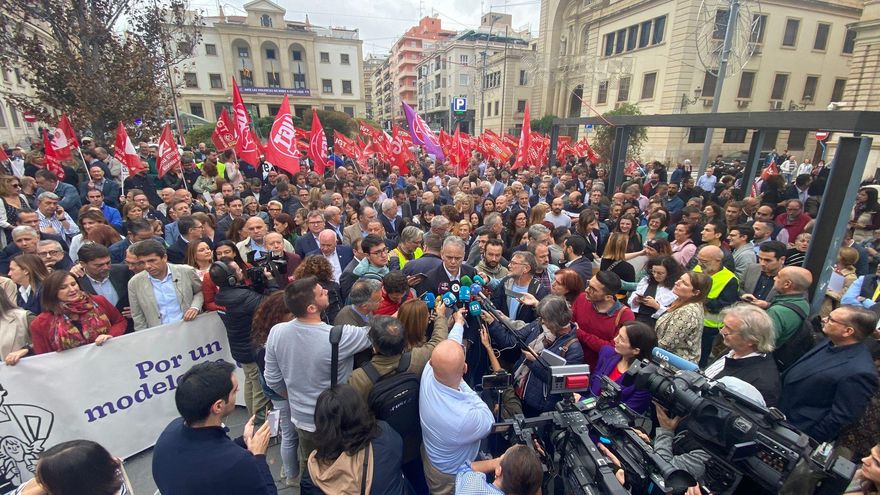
1, 69, 8, 83
617, 76, 631, 101
0, 107, 6, 128
771, 73, 789, 100
485, 102, 491, 116
782, 19, 800, 47
713, 10, 729, 40
517, 100, 527, 112
831, 78, 847, 101
183, 72, 198, 88
322, 79, 333, 93
604, 33, 615, 56
581, 26, 590, 53
341, 53, 350, 65
652, 16, 666, 44
626, 25, 638, 51
343, 106, 354, 117
13, 69, 22, 85
519, 69, 528, 85
205, 44, 217, 56
460, 54, 469, 66
751, 15, 767, 43
209, 73, 223, 89
320, 52, 330, 63
260, 14, 272, 27
615, 29, 626, 53
238, 46, 250, 58
764, 129, 779, 148
638, 21, 651, 49
323, 105, 335, 112
239, 70, 254, 87
641, 72, 657, 100
814, 23, 830, 50
266, 72, 280, 87
8, 105, 20, 128
843, 28, 856, 54
702, 71, 717, 97
459, 73, 470, 86
802, 76, 818, 102
265, 48, 276, 60
737, 71, 755, 99
190, 102, 204, 118
342, 80, 352, 94
787, 129, 807, 150
723, 128, 747, 143
597, 81, 608, 104
688, 127, 707, 143
292, 50, 302, 61
293, 72, 306, 89
494, 101, 499, 115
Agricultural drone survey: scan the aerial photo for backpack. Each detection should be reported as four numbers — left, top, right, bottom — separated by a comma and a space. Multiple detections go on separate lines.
772, 302, 820, 372
361, 353, 422, 442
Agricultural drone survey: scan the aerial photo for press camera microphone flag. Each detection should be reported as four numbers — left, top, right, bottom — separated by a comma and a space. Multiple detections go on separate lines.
468, 300, 482, 317
422, 292, 436, 310
472, 274, 485, 286
652, 347, 699, 372
459, 285, 471, 304
440, 291, 457, 307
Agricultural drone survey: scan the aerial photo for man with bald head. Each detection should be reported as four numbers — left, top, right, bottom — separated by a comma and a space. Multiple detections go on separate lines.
765, 266, 813, 347
237, 216, 293, 263
306, 229, 353, 283
420, 308, 493, 495
696, 244, 741, 366
323, 205, 343, 243
343, 206, 376, 246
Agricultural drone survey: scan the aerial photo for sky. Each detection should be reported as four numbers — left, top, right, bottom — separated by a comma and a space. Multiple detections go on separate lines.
189, 0, 542, 56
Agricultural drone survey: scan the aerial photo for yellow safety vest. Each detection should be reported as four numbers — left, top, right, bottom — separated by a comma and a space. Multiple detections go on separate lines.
694, 266, 737, 328
390, 247, 423, 269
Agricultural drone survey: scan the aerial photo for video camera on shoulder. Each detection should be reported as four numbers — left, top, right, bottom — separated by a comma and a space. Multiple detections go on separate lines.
246, 251, 287, 292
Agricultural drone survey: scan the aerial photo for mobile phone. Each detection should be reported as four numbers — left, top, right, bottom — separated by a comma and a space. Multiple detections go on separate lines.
267, 409, 280, 437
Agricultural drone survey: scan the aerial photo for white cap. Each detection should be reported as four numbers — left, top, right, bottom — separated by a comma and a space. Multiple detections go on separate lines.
717, 376, 766, 407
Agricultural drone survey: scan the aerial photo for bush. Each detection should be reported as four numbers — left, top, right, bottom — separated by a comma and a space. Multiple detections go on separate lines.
185, 124, 215, 148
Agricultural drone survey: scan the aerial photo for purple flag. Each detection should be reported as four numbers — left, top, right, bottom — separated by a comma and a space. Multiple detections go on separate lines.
401, 102, 445, 160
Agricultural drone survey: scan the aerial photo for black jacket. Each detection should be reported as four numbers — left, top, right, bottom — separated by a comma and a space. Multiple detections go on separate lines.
78, 264, 133, 333
490, 275, 548, 324
713, 353, 781, 407
215, 283, 277, 364
0, 232, 69, 274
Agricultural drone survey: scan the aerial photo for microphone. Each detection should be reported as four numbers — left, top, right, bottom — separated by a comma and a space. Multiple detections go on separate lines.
422, 292, 436, 310
440, 291, 457, 307
471, 283, 482, 298
468, 300, 481, 317
651, 347, 699, 372
458, 284, 471, 304
472, 274, 485, 286
460, 275, 473, 287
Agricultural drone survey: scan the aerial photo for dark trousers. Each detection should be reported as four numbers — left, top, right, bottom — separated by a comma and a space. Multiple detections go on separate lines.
700, 326, 719, 368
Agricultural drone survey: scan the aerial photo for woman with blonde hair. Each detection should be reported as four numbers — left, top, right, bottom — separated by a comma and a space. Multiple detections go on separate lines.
600, 233, 636, 298
822, 246, 860, 317
396, 298, 450, 354
529, 203, 550, 227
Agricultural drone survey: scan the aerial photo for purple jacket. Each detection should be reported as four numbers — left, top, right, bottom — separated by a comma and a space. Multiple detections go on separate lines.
589, 345, 652, 414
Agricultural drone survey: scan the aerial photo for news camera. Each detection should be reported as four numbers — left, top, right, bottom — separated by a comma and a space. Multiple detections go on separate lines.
246, 251, 287, 293
623, 350, 857, 495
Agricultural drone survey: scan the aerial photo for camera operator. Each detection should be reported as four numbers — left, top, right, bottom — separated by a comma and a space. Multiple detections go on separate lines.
455, 444, 543, 495
210, 259, 278, 422
261, 231, 300, 288
484, 295, 583, 417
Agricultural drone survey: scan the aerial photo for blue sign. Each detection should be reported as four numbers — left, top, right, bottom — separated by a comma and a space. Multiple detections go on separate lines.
239, 86, 311, 97
452, 97, 467, 113
584, 124, 593, 132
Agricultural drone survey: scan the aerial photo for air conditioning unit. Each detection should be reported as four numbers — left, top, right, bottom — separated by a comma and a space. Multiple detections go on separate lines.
769, 100, 784, 111
702, 97, 713, 107
736, 99, 750, 108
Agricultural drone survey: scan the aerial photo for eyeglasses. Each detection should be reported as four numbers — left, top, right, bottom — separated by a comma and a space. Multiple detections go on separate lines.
268, 207, 281, 212
38, 250, 61, 257
822, 315, 848, 327
11, 184, 20, 189
370, 248, 389, 255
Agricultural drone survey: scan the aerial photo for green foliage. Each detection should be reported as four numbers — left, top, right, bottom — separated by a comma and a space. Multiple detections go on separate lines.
303, 109, 359, 139
253, 116, 274, 141
185, 124, 215, 148
530, 114, 557, 134
591, 103, 648, 164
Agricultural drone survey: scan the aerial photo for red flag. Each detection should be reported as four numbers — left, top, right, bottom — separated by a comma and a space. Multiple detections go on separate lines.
359, 122, 381, 141
391, 126, 413, 175
114, 122, 146, 176
41, 129, 64, 177
58, 114, 80, 149
760, 159, 779, 181
0, 146, 8, 163
451, 126, 469, 176
156, 123, 180, 178
265, 95, 302, 176
211, 108, 237, 152
333, 131, 360, 160
50, 115, 78, 160
232, 78, 261, 165
309, 110, 329, 175
512, 103, 531, 170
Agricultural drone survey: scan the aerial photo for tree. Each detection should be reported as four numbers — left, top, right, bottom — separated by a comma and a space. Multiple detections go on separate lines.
0, 0, 202, 144
591, 103, 648, 164
185, 123, 214, 148
530, 114, 557, 134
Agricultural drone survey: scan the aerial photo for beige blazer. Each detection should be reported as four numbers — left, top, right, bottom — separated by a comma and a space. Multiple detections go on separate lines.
0, 308, 30, 358
128, 264, 204, 331
342, 224, 364, 247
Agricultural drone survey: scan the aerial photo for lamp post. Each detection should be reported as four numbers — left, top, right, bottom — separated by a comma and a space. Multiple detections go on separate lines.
680, 86, 703, 112
479, 14, 504, 134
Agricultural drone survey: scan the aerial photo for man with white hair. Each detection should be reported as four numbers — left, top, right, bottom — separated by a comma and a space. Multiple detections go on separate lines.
306, 229, 354, 283
36, 191, 79, 241
323, 205, 344, 243
37, 239, 74, 271
380, 198, 403, 247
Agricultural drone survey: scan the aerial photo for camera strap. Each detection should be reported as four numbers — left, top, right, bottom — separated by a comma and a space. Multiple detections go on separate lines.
329, 325, 343, 387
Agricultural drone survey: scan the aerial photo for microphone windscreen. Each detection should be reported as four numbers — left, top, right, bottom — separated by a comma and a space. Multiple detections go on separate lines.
473, 275, 485, 286
468, 300, 481, 316
652, 347, 699, 372
460, 275, 473, 286
423, 292, 436, 310
441, 291, 457, 306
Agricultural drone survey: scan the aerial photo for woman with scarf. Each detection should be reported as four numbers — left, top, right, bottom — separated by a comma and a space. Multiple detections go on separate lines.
29, 270, 126, 355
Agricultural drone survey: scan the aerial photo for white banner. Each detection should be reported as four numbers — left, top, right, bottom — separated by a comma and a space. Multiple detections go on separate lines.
0, 312, 244, 493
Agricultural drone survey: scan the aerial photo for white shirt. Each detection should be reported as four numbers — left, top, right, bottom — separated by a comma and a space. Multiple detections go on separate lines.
324, 250, 342, 283
704, 350, 763, 379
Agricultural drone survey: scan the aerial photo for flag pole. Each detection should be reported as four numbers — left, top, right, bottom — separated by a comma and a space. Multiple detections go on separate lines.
75, 147, 95, 182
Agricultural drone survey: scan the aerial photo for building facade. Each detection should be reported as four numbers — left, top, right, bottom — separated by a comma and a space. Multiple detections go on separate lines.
174, 0, 365, 123
534, 0, 862, 163
415, 13, 533, 134
372, 16, 457, 128
363, 55, 387, 121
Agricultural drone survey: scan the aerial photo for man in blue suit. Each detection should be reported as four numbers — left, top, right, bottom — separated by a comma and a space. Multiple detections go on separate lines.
34, 169, 81, 220
307, 229, 353, 284
779, 305, 879, 442
79, 165, 121, 208
293, 210, 325, 258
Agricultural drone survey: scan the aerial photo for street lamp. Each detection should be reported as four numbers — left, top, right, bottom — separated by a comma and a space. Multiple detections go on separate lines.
479, 14, 504, 134
680, 86, 702, 112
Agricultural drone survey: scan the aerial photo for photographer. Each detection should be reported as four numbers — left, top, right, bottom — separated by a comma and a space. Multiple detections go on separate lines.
211, 259, 279, 422
455, 444, 543, 495
485, 296, 583, 416
261, 231, 300, 288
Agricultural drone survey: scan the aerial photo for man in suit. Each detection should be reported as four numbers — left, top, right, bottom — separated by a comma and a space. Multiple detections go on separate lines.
74, 243, 133, 332
563, 235, 594, 286
0, 211, 68, 273
490, 251, 548, 325
323, 206, 344, 244
293, 210, 324, 258
167, 216, 205, 265
529, 181, 552, 207
127, 239, 204, 331
342, 206, 377, 246
79, 164, 120, 209
163, 200, 191, 245
740, 240, 787, 305
307, 229, 353, 284
334, 278, 382, 327
109, 219, 158, 263
779, 305, 879, 442
215, 197, 248, 238
34, 169, 82, 220
36, 239, 73, 271
379, 199, 404, 247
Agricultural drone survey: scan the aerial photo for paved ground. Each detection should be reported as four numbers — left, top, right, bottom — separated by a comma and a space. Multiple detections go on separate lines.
124, 407, 298, 494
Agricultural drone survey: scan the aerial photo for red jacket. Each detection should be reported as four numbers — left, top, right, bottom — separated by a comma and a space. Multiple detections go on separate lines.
571, 293, 635, 370
775, 212, 811, 241
374, 288, 416, 316
30, 295, 126, 354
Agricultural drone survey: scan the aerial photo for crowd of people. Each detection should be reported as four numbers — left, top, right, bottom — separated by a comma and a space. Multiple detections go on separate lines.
2, 136, 880, 495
